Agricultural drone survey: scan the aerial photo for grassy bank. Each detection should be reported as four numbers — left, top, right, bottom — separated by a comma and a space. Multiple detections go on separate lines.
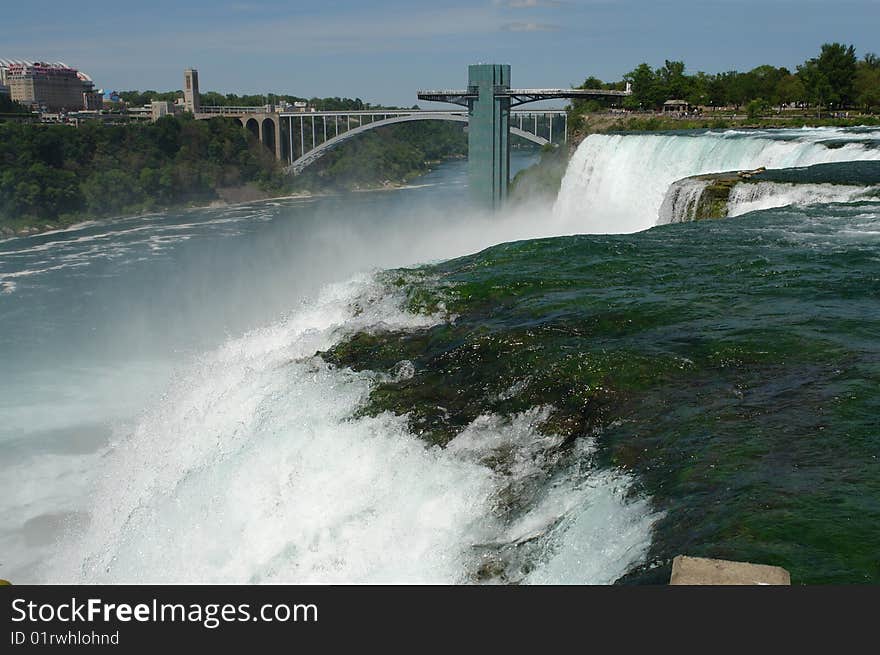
572, 112, 880, 141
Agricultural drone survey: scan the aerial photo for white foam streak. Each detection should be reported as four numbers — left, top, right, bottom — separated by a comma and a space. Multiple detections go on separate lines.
45, 277, 659, 584
657, 178, 711, 224
728, 182, 879, 217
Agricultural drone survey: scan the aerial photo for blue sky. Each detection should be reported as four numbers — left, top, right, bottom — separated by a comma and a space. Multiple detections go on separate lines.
5, 1, 879, 106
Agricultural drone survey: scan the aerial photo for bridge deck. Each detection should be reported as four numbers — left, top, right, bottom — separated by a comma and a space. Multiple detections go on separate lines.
418, 88, 630, 105
279, 109, 566, 118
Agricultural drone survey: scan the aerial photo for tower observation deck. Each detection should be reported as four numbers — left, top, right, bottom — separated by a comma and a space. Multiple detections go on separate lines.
418, 64, 630, 209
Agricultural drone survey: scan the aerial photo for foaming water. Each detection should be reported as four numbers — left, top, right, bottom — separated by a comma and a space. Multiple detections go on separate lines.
728, 182, 879, 217
554, 127, 880, 233
46, 276, 659, 583
657, 178, 711, 224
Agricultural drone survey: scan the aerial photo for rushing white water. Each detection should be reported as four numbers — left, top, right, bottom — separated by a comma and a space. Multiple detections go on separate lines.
555, 128, 880, 233
657, 178, 711, 224
659, 177, 880, 224
44, 274, 659, 584
727, 181, 880, 217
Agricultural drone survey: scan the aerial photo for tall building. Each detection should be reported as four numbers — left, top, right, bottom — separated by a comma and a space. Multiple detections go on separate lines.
151, 100, 177, 121
0, 59, 97, 111
184, 68, 200, 114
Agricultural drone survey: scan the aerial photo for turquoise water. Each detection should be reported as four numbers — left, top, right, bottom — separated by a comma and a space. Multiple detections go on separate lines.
2, 130, 879, 584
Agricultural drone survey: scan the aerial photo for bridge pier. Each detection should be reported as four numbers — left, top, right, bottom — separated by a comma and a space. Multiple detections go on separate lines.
419, 65, 630, 210
232, 114, 283, 161
468, 64, 511, 211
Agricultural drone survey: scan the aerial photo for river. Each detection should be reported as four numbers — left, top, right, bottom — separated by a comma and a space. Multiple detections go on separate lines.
2, 130, 879, 584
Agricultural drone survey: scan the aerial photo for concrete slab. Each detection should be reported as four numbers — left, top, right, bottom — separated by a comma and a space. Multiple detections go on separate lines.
669, 555, 791, 585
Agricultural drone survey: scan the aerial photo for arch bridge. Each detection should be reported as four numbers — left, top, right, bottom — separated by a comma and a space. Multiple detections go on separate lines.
197, 105, 566, 177
280, 109, 567, 175
196, 63, 630, 208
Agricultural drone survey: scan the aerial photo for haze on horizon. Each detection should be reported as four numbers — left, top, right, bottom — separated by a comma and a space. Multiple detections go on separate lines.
5, 0, 879, 106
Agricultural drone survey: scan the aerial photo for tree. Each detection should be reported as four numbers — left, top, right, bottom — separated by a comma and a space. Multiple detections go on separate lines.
686, 72, 711, 107
855, 53, 880, 110
658, 60, 689, 100
581, 76, 605, 90
623, 63, 660, 109
775, 74, 806, 106
798, 59, 833, 109
0, 94, 29, 114
854, 65, 880, 110
725, 72, 753, 109
746, 98, 771, 120
706, 73, 731, 107
749, 65, 789, 105
806, 43, 858, 106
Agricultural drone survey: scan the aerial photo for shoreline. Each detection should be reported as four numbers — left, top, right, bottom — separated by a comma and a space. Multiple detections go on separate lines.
0, 190, 318, 243
0, 179, 446, 244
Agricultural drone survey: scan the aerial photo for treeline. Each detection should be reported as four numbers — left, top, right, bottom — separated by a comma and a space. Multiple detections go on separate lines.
0, 114, 469, 231
575, 43, 880, 112
118, 90, 408, 111
0, 95, 28, 114
293, 121, 467, 190
0, 115, 282, 230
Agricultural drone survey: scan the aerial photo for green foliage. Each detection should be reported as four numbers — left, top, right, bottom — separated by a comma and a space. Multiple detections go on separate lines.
117, 89, 404, 112
0, 116, 278, 228
509, 144, 569, 204
623, 63, 663, 109
594, 42, 875, 113
796, 43, 861, 109
746, 98, 771, 120
855, 54, 880, 109
0, 94, 29, 114
118, 90, 180, 106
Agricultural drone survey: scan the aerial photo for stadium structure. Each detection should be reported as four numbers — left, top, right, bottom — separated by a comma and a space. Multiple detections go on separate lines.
0, 59, 101, 111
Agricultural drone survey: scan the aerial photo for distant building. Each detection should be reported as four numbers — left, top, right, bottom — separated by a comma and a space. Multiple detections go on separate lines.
83, 90, 103, 110
184, 68, 200, 114
663, 99, 691, 114
0, 59, 97, 111
151, 100, 178, 121
0, 83, 9, 98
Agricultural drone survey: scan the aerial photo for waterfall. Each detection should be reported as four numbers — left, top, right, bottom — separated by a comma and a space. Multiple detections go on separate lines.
657, 178, 711, 224
554, 128, 880, 233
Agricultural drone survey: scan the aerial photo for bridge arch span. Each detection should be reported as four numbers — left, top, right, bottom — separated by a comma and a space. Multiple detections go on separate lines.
245, 117, 259, 140
286, 113, 549, 174
261, 117, 276, 155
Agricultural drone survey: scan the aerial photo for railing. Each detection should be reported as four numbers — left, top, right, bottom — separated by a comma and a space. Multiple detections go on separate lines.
198, 105, 275, 115
280, 109, 570, 169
